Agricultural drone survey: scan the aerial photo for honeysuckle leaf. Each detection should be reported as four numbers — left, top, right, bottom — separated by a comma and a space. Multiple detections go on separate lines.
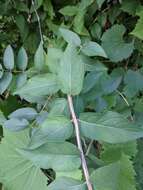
47, 47, 63, 74
123, 70, 143, 97
101, 25, 134, 62
4, 118, 29, 132
29, 115, 73, 149
34, 41, 45, 71
49, 98, 70, 117
16, 73, 27, 89
80, 111, 143, 143
58, 44, 84, 95
14, 73, 60, 97
8, 107, 37, 121
81, 41, 107, 57
17, 47, 28, 71
0, 72, 13, 94
56, 170, 82, 181
59, 28, 81, 47
3, 45, 14, 70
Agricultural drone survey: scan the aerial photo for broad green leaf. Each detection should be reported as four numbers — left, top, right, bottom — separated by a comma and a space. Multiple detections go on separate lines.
8, 107, 37, 121
101, 75, 122, 95
101, 141, 137, 163
58, 44, 84, 95
3, 45, 14, 70
81, 41, 107, 57
0, 129, 48, 190
3, 118, 29, 132
131, 9, 143, 40
29, 116, 73, 148
80, 111, 143, 143
17, 47, 28, 71
19, 142, 81, 171
16, 73, 27, 89
101, 24, 134, 62
34, 41, 45, 71
47, 47, 63, 73
14, 73, 60, 97
59, 6, 78, 16
91, 154, 136, 190
48, 177, 87, 190
49, 98, 70, 117
59, 28, 81, 47
123, 70, 143, 97
0, 72, 12, 94
82, 71, 104, 93
56, 170, 82, 181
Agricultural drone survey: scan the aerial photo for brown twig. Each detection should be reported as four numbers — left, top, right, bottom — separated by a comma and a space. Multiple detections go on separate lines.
67, 95, 93, 190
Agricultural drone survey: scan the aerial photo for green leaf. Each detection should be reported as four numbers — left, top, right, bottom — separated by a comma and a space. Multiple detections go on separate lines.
49, 98, 70, 117
47, 47, 63, 74
14, 73, 60, 97
58, 44, 84, 95
101, 141, 137, 163
81, 41, 107, 57
48, 177, 86, 190
16, 73, 27, 89
29, 116, 73, 148
59, 28, 81, 47
8, 107, 37, 121
91, 154, 136, 190
80, 111, 143, 143
0, 72, 12, 94
56, 170, 82, 181
101, 75, 122, 95
123, 70, 143, 97
4, 118, 29, 132
0, 129, 48, 190
59, 6, 78, 16
19, 142, 81, 171
82, 71, 104, 93
3, 45, 14, 70
101, 24, 134, 62
17, 47, 28, 71
34, 41, 45, 71
131, 9, 143, 40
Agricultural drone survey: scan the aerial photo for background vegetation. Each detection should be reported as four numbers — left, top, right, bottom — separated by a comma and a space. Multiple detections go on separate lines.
1, 0, 143, 189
